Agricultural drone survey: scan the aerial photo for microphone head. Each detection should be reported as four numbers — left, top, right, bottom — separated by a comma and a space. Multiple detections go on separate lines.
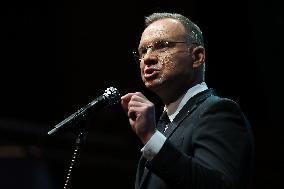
103, 87, 121, 106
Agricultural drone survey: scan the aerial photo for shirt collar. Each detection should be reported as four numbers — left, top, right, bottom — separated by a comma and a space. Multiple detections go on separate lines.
164, 82, 208, 122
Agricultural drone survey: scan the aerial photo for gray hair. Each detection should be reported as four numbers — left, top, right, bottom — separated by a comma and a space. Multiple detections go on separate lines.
145, 12, 204, 47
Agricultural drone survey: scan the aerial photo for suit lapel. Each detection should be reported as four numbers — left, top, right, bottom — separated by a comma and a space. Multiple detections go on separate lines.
136, 156, 148, 189
164, 89, 215, 138
140, 168, 149, 188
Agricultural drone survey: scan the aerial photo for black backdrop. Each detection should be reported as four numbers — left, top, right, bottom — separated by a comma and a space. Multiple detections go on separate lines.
1, 0, 283, 188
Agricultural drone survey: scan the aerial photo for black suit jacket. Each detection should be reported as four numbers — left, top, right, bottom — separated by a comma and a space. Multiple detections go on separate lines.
135, 89, 254, 189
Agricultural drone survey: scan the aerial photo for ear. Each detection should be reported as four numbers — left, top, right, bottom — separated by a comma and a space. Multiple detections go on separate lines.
191, 46, 205, 68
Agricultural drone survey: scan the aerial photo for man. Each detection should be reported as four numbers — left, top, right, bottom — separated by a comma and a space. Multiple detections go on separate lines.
121, 12, 254, 189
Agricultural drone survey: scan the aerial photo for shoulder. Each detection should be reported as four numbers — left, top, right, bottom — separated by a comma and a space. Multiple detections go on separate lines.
202, 93, 244, 115
195, 93, 252, 132
192, 92, 252, 137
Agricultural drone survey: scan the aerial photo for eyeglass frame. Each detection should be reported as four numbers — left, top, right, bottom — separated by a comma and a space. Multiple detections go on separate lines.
132, 40, 189, 63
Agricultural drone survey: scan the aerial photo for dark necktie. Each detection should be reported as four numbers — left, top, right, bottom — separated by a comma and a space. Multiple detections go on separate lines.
157, 111, 171, 133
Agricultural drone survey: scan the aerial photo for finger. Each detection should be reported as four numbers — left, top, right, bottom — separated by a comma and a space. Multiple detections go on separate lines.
130, 93, 149, 104
121, 93, 136, 111
128, 100, 145, 108
121, 93, 136, 101
128, 106, 139, 121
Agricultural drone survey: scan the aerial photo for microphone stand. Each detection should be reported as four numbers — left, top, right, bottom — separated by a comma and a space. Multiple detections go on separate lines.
63, 119, 88, 189
46, 87, 121, 188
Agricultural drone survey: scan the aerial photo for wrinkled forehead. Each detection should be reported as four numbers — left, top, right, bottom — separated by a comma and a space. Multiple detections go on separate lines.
140, 18, 187, 44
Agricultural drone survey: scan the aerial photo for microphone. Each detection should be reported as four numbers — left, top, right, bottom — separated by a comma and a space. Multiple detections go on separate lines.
47, 87, 121, 135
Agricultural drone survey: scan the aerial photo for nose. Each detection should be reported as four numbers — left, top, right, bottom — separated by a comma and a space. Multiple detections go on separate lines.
142, 48, 158, 65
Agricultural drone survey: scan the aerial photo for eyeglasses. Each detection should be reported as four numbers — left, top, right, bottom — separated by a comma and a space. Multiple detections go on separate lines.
132, 40, 187, 63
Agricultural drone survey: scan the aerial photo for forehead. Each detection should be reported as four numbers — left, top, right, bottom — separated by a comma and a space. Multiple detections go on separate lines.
140, 18, 187, 43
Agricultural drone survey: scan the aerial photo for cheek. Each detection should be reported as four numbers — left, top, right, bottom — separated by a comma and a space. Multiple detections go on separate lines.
160, 54, 177, 74
160, 53, 192, 79
140, 63, 144, 75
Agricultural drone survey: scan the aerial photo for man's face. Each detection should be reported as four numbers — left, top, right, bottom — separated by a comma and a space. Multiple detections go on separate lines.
138, 18, 194, 93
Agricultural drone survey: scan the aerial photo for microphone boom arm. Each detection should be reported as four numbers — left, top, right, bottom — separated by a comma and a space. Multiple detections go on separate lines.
47, 87, 121, 135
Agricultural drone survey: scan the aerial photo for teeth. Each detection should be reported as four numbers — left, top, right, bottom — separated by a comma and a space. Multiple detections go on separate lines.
144, 73, 151, 77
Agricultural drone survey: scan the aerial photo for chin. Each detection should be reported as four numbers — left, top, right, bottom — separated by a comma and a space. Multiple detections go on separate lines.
144, 78, 165, 92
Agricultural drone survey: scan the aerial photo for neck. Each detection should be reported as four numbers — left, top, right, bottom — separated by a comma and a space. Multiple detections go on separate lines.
157, 79, 204, 105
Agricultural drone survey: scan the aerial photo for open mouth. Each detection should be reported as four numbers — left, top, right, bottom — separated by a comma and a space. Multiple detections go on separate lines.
144, 68, 159, 80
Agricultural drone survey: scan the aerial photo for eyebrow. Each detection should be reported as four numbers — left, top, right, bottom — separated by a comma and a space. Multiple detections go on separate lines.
138, 39, 168, 49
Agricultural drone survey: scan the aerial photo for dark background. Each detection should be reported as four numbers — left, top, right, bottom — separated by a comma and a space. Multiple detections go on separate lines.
0, 0, 283, 188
